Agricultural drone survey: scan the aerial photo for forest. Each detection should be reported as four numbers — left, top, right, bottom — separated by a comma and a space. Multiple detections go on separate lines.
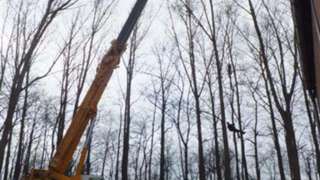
0, 0, 318, 180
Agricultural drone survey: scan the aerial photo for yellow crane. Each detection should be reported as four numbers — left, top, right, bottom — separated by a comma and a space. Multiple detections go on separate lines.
25, 0, 148, 179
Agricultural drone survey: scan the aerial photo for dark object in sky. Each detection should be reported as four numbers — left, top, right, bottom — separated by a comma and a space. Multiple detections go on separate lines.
227, 63, 232, 76
227, 122, 245, 137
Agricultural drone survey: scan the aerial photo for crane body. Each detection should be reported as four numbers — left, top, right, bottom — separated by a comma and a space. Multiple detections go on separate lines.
25, 0, 148, 179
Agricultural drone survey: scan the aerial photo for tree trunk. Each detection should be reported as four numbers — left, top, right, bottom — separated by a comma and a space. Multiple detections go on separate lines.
13, 71, 30, 180
3, 132, 12, 180
148, 92, 157, 180
159, 90, 166, 180
252, 95, 261, 180
229, 56, 249, 180
115, 109, 123, 180
185, 4, 206, 179
281, 110, 301, 180
228, 69, 240, 180
121, 29, 137, 180
23, 111, 37, 176
263, 72, 286, 180
101, 135, 110, 177
208, 82, 222, 180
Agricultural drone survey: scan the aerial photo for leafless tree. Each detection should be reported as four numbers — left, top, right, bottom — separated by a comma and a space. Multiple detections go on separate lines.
246, 0, 301, 179
0, 0, 76, 174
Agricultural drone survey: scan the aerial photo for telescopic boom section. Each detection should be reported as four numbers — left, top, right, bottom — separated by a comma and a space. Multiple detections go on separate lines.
117, 0, 148, 45
48, 0, 148, 175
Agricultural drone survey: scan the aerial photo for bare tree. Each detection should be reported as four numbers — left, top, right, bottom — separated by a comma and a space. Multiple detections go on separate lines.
168, 1, 210, 179
172, 88, 192, 180
0, 0, 76, 173
247, 0, 301, 179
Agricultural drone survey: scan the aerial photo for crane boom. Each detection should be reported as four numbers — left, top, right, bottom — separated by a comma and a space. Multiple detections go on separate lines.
117, 0, 148, 44
27, 0, 148, 179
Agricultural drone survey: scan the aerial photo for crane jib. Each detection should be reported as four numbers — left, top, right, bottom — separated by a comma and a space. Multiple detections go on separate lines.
117, 0, 148, 45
